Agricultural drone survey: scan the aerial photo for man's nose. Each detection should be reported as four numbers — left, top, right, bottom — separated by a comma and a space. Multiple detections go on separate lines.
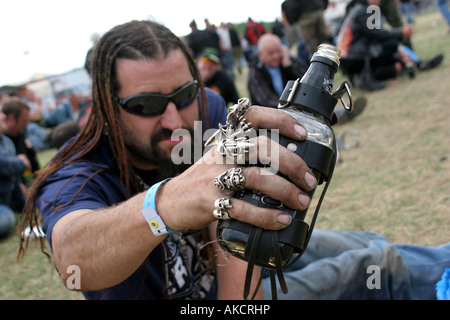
159, 102, 182, 131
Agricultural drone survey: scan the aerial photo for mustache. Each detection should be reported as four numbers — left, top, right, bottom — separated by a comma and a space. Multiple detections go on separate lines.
151, 126, 194, 144
151, 128, 175, 144
151, 126, 195, 179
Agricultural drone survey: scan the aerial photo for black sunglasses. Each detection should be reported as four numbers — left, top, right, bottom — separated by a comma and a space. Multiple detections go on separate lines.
115, 80, 199, 116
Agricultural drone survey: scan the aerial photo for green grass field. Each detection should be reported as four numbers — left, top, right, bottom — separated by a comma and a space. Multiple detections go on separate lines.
1, 9, 449, 300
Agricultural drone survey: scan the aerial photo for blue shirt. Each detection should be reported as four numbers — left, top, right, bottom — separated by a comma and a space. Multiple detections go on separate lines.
0, 134, 25, 207
37, 88, 228, 300
265, 65, 284, 96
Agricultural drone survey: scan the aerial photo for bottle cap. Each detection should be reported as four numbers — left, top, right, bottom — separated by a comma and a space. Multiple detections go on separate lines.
311, 44, 341, 69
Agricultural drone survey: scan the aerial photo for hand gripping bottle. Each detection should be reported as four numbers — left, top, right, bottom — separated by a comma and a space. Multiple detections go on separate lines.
216, 44, 353, 299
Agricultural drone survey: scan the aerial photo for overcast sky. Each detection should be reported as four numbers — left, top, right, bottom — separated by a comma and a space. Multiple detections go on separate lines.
0, 0, 284, 86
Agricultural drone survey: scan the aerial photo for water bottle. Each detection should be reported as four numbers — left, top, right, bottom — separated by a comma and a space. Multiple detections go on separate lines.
216, 44, 353, 298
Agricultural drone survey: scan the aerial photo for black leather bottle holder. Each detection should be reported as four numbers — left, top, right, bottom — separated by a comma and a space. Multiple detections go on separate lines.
217, 138, 337, 299
216, 79, 347, 299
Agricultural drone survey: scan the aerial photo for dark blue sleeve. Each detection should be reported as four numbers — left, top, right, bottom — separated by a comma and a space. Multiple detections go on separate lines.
0, 156, 25, 176
37, 162, 126, 248
205, 87, 227, 130
0, 136, 25, 176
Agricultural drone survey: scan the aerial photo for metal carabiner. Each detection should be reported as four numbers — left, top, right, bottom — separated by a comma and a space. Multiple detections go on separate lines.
333, 81, 354, 112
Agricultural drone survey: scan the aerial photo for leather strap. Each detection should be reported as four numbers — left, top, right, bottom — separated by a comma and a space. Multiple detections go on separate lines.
279, 80, 338, 123
241, 141, 337, 299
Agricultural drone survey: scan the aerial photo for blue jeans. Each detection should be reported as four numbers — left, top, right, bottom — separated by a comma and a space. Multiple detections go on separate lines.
402, 2, 416, 24
221, 50, 235, 79
27, 122, 51, 151
262, 230, 450, 299
44, 100, 75, 128
0, 204, 16, 238
437, 0, 450, 25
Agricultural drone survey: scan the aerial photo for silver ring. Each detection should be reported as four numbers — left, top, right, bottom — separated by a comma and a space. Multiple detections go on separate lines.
213, 197, 232, 220
214, 167, 246, 190
216, 136, 253, 159
226, 97, 252, 126
213, 209, 231, 220
215, 197, 232, 210
204, 98, 254, 160
239, 117, 252, 132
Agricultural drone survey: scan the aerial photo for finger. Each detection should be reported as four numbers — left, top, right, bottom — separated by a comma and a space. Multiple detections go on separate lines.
208, 134, 317, 193
245, 106, 308, 141
248, 135, 318, 192
224, 198, 293, 231
242, 166, 311, 211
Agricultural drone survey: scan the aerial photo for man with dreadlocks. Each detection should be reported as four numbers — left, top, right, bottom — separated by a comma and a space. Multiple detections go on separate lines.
19, 20, 450, 301
19, 20, 315, 300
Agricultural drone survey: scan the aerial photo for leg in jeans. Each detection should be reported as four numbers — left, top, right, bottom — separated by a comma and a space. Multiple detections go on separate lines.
394, 242, 450, 299
262, 229, 449, 299
437, 0, 450, 26
0, 204, 16, 238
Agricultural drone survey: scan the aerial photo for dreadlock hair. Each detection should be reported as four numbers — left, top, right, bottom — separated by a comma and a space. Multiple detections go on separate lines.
18, 20, 209, 259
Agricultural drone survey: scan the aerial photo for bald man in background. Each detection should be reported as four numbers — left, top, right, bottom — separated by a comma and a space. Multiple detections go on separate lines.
247, 33, 307, 108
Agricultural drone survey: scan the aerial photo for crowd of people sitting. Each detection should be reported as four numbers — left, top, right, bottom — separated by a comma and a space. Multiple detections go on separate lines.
336, 0, 444, 90
0, 0, 447, 240
0, 91, 85, 238
187, 0, 446, 102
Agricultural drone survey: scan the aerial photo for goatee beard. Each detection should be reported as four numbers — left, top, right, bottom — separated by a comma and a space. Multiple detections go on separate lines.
150, 127, 195, 179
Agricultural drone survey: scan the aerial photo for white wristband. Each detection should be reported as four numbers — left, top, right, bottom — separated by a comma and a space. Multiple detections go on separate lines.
141, 178, 177, 236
